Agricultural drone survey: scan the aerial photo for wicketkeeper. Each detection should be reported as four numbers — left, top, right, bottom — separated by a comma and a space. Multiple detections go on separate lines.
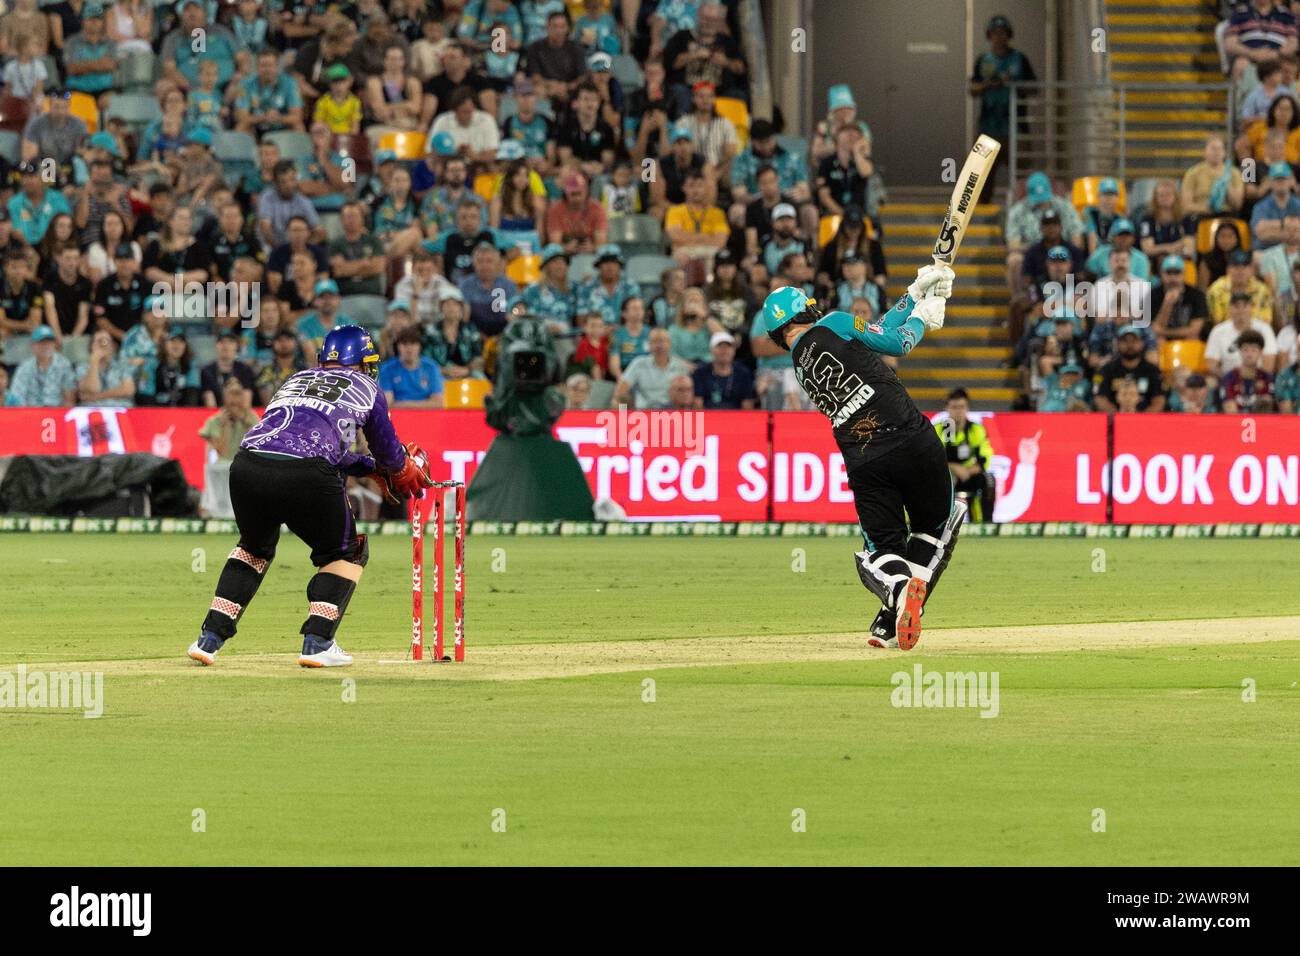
760, 265, 967, 650
188, 326, 434, 668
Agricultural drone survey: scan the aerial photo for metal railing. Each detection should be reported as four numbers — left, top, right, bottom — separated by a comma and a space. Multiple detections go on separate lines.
1006, 81, 1235, 200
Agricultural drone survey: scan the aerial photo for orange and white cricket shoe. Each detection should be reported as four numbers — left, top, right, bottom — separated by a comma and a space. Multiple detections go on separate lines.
894, 577, 928, 651
188, 632, 224, 665
298, 637, 353, 668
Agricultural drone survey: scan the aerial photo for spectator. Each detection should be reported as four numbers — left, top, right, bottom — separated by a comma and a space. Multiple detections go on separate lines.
649, 122, 710, 220
613, 326, 692, 408
1206, 291, 1279, 376
501, 78, 557, 172
6, 326, 75, 405
1250, 162, 1300, 247
680, 81, 738, 176
1035, 314, 1089, 386
1224, 0, 1297, 87
650, 265, 687, 327
229, 0, 263, 53
692, 330, 754, 409
379, 327, 445, 407
704, 248, 754, 339
428, 199, 511, 283
598, 159, 642, 219
761, 203, 806, 277
200, 330, 257, 407
7, 162, 72, 246
255, 328, 305, 405
458, 241, 517, 336
3, 35, 48, 104
1208, 249, 1273, 324
85, 211, 140, 284
569, 310, 611, 379
578, 244, 640, 326
1, 0, 50, 59
162, 0, 248, 90
1038, 363, 1092, 413
557, 81, 616, 180
664, 170, 728, 269
44, 244, 91, 340
208, 206, 262, 284
1138, 179, 1190, 260
522, 10, 588, 110
63, 6, 117, 101
1151, 254, 1209, 342
357, 11, 412, 78
564, 371, 591, 408
546, 170, 608, 253
21, 89, 88, 170
1199, 220, 1245, 289
627, 58, 673, 166
1276, 345, 1300, 409
35, 212, 78, 280
1094, 325, 1165, 412
835, 251, 882, 316
610, 295, 650, 378
200, 378, 260, 460
364, 45, 426, 144
731, 119, 813, 233
662, 2, 744, 99
143, 206, 215, 289
1181, 134, 1244, 220
172, 127, 224, 209
1219, 329, 1276, 412
378, 299, 414, 358
394, 250, 456, 326
810, 83, 873, 169
1022, 210, 1085, 292
236, 48, 306, 134
0, 252, 44, 336
328, 201, 386, 296
968, 14, 1034, 199
669, 287, 712, 362
421, 40, 493, 122
1169, 371, 1218, 414
1277, 269, 1300, 360
1255, 214, 1300, 306
1085, 218, 1151, 279
424, 288, 484, 378
1242, 92, 1300, 163
77, 327, 135, 406
266, 216, 329, 296
297, 277, 357, 361
91, 242, 147, 342
520, 243, 577, 334
420, 155, 488, 236
259, 160, 322, 251
428, 87, 499, 164
816, 204, 885, 297
1005, 171, 1084, 290
1081, 178, 1124, 257
586, 51, 626, 136
1240, 58, 1288, 126
666, 372, 696, 410
148, 327, 202, 406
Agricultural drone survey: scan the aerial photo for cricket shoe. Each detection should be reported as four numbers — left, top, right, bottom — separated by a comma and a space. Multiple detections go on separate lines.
298, 635, 353, 668
866, 606, 898, 649
894, 577, 928, 651
188, 631, 225, 665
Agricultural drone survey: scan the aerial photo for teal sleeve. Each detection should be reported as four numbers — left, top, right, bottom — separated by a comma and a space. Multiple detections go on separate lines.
819, 305, 925, 357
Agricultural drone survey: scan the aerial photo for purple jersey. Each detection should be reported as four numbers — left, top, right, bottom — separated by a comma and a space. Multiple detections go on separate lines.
241, 366, 406, 472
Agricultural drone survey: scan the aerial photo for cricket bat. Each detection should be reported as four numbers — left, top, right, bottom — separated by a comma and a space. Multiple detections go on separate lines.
932, 135, 1001, 266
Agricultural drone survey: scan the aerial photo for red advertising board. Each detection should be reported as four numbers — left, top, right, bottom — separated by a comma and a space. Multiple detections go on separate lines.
0, 407, 1296, 523
1110, 413, 1300, 523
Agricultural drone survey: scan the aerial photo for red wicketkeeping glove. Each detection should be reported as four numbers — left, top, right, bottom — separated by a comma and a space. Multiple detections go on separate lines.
389, 442, 434, 499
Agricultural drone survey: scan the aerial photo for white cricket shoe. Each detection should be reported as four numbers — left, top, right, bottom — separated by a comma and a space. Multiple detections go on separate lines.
188, 632, 224, 665
298, 639, 353, 668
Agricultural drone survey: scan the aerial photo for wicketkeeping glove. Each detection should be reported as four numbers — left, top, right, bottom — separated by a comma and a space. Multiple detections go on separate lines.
389, 442, 435, 499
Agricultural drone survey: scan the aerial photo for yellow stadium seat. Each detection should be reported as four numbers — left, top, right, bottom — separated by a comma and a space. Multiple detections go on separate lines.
1159, 339, 1206, 374
818, 214, 841, 249
378, 131, 426, 160
506, 254, 540, 285
715, 96, 750, 149
1184, 260, 1197, 285
44, 91, 98, 133
473, 172, 497, 201
1196, 216, 1250, 255
1071, 176, 1127, 215
443, 378, 493, 409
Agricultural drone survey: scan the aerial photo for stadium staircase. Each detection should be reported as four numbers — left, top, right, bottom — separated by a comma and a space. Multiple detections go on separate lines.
881, 188, 1015, 410
1105, 0, 1228, 178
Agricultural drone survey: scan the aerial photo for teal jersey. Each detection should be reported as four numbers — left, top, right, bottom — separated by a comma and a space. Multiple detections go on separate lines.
972, 48, 1035, 138
612, 324, 652, 368
187, 90, 225, 132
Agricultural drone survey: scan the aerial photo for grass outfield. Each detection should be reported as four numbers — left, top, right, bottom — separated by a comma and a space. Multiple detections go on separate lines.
1, 534, 1297, 865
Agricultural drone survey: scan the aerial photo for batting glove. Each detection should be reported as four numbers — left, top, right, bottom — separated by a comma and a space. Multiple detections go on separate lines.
907, 263, 956, 301
914, 295, 946, 331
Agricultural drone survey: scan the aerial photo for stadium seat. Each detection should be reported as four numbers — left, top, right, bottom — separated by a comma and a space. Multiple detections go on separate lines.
320, 212, 345, 243
265, 130, 313, 166
1071, 176, 1127, 215
1126, 177, 1162, 222
379, 130, 426, 160
506, 254, 540, 285
214, 130, 258, 165
116, 51, 158, 93
0, 95, 30, 134
104, 93, 163, 134
3, 334, 31, 366
608, 214, 662, 254
715, 96, 750, 148
336, 133, 372, 176
443, 377, 492, 409
1159, 339, 1206, 374
62, 335, 90, 368
39, 56, 60, 89
340, 294, 389, 329
611, 54, 644, 91
473, 172, 497, 201
569, 253, 597, 283
777, 134, 809, 158
626, 253, 676, 286
190, 333, 217, 367
584, 378, 616, 409
1196, 216, 1250, 254
818, 214, 842, 249
0, 130, 20, 165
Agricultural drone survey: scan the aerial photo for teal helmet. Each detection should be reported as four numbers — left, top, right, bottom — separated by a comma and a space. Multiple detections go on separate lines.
761, 286, 819, 350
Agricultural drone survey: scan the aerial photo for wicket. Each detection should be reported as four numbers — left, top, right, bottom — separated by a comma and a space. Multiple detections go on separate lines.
410, 482, 466, 662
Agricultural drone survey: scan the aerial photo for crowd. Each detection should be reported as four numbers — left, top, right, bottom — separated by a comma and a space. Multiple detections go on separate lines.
0, 0, 894, 427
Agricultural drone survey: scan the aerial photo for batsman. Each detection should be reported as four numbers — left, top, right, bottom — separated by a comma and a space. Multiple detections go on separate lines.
188, 326, 435, 668
760, 265, 966, 650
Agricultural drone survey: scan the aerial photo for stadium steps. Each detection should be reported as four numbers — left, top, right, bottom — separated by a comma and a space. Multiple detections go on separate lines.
1104, 0, 1229, 176
877, 188, 1014, 410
